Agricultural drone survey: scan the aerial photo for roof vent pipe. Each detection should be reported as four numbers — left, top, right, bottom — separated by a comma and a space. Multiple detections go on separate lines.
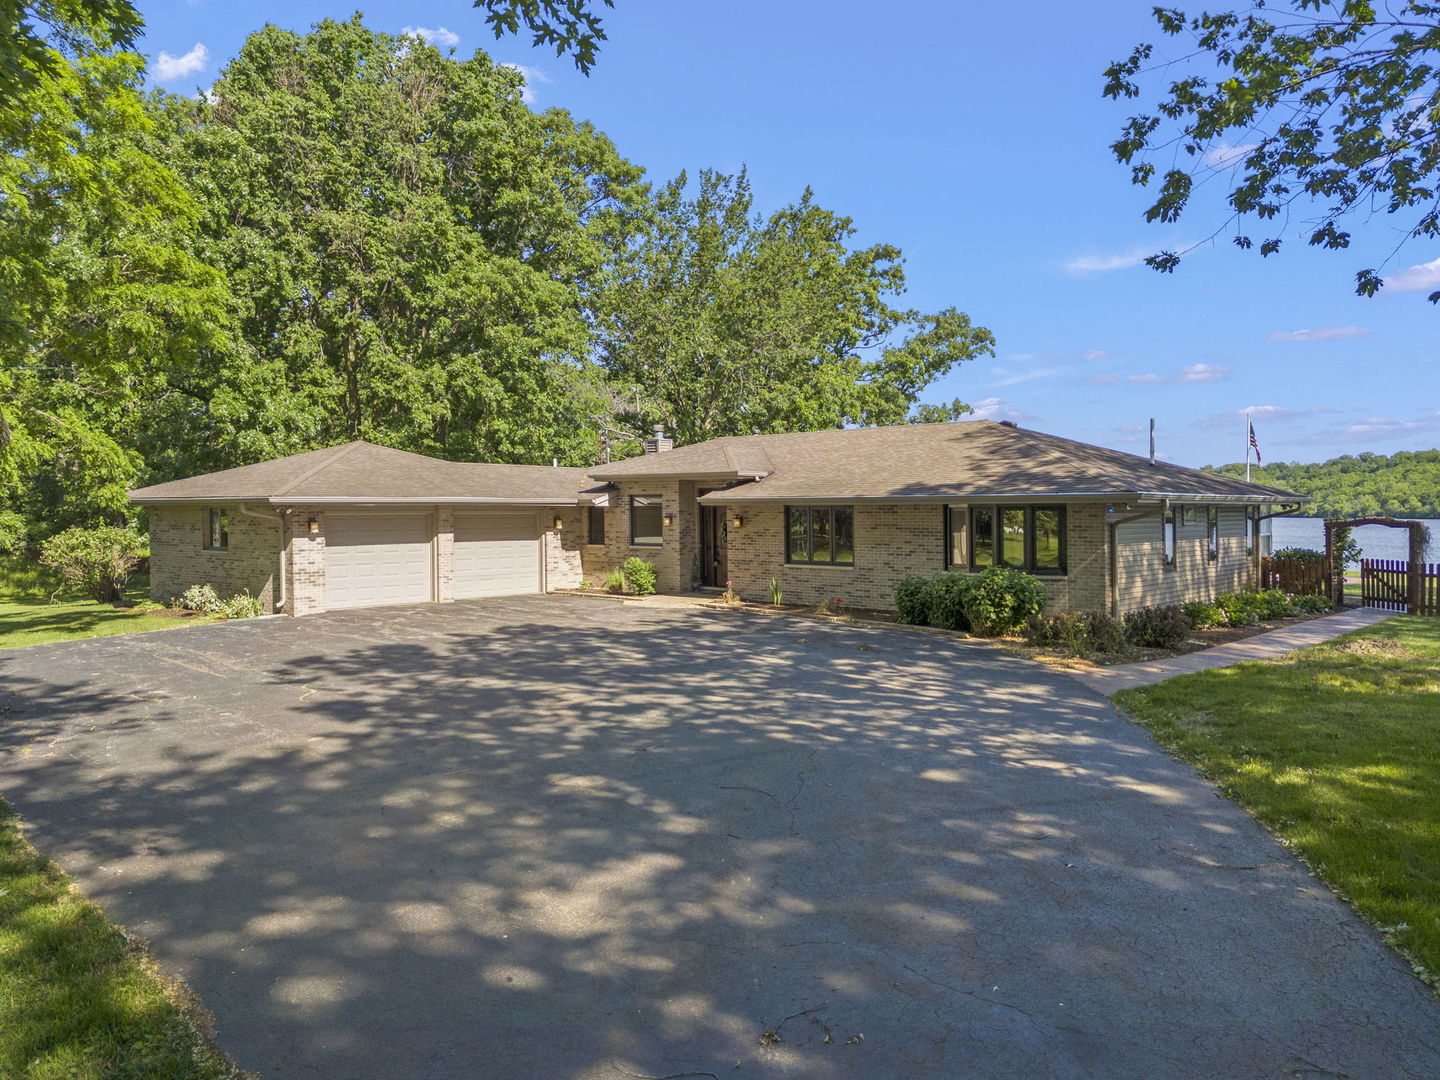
1149, 418, 1156, 465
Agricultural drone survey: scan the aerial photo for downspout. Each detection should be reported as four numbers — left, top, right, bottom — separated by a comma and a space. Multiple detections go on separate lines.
235, 503, 287, 613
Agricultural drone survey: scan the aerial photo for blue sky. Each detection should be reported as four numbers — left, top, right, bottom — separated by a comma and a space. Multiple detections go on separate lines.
134, 0, 1440, 468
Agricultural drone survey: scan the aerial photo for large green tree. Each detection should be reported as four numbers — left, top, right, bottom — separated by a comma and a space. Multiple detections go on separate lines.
142, 17, 646, 474
599, 169, 993, 445
0, 0, 142, 103
1105, 0, 1440, 299
1, 47, 226, 540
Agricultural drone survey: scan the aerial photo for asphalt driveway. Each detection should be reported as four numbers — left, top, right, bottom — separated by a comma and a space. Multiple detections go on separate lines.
1, 596, 1436, 1079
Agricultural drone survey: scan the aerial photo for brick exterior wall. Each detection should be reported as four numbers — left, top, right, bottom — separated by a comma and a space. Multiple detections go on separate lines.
719, 501, 1111, 613
147, 504, 283, 612
283, 507, 328, 616
545, 507, 587, 590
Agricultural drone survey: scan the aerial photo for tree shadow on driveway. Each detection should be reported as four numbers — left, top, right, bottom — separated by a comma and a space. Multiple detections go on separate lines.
1, 597, 1437, 1079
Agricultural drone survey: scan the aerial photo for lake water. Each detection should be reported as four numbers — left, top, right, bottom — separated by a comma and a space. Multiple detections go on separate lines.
1269, 517, 1438, 566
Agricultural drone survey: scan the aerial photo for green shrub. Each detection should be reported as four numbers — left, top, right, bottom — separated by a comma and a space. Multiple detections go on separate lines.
1123, 604, 1192, 649
1021, 610, 1127, 656
38, 526, 148, 603
621, 556, 657, 596
770, 577, 783, 605
1291, 593, 1334, 614
926, 572, 975, 631
1271, 546, 1324, 563
961, 566, 1047, 637
604, 568, 626, 593
1215, 591, 1262, 626
1182, 600, 1228, 629
219, 591, 263, 619
179, 583, 223, 613
1254, 587, 1296, 619
894, 575, 933, 625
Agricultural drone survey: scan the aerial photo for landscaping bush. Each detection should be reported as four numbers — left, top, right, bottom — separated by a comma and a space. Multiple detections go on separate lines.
961, 565, 1047, 637
1021, 610, 1128, 656
38, 526, 148, 603
1123, 604, 1192, 649
894, 575, 933, 626
179, 583, 223, 613
1271, 546, 1324, 563
926, 572, 975, 631
1182, 600, 1228, 629
1214, 591, 1262, 627
604, 568, 625, 593
218, 591, 263, 619
1290, 593, 1334, 614
621, 556, 657, 596
1254, 587, 1297, 620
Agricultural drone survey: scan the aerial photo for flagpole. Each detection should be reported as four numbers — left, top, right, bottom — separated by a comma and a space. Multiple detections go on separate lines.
1245, 412, 1252, 484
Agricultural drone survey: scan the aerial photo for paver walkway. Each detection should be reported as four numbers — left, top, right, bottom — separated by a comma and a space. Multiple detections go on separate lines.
1071, 606, 1397, 697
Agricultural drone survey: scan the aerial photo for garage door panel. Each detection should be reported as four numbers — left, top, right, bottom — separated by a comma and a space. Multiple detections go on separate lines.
325, 514, 433, 610
453, 513, 541, 599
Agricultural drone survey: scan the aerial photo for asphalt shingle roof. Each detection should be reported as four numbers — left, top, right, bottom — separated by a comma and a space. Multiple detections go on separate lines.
128, 441, 591, 504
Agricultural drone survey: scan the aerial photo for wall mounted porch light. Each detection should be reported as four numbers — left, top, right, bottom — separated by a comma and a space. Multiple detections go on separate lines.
553, 515, 565, 530
663, 512, 675, 527
307, 517, 320, 536
730, 514, 744, 529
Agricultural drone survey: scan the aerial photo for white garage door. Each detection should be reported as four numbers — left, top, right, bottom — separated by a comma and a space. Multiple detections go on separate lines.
324, 514, 433, 610
453, 512, 542, 599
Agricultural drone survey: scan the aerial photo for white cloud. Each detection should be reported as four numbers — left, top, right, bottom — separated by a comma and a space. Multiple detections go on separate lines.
969, 397, 1037, 422
500, 62, 551, 104
1127, 374, 1164, 384
1063, 249, 1148, 275
402, 25, 460, 48
1202, 141, 1257, 167
1383, 256, 1440, 293
1267, 325, 1370, 343
991, 366, 1067, 387
1297, 413, 1440, 444
153, 43, 209, 82
1176, 362, 1229, 383
1201, 404, 1335, 428
1082, 350, 1111, 361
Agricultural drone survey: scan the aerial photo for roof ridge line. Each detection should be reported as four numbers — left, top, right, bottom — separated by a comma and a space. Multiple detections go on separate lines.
275, 441, 366, 497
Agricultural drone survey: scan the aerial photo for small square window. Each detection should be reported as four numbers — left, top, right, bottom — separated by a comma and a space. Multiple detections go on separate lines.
587, 505, 606, 546
205, 509, 229, 551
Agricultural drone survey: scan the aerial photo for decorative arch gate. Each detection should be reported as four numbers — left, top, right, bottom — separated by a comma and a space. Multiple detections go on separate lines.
1324, 517, 1436, 614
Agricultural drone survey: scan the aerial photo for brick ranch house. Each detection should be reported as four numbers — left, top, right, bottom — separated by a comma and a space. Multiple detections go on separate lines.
129, 420, 1305, 617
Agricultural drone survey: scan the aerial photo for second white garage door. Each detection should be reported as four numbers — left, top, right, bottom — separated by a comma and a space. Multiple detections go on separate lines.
325, 514, 434, 610
453, 512, 542, 599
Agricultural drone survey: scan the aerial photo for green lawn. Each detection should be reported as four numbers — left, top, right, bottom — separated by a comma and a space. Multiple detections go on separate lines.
0, 560, 215, 650
1116, 616, 1440, 987
0, 799, 244, 1079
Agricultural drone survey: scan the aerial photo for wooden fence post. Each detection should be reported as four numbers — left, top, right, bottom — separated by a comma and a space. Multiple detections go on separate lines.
1410, 524, 1424, 615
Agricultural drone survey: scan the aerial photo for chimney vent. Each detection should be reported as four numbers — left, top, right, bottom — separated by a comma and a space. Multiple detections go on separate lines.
998, 419, 1018, 429
643, 424, 675, 454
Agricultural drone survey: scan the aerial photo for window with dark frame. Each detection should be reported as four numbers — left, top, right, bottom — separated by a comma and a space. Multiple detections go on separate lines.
785, 506, 854, 566
629, 495, 663, 546
587, 505, 606, 545
205, 508, 229, 551
1162, 508, 1177, 569
1246, 507, 1257, 557
961, 505, 1066, 575
1207, 507, 1219, 561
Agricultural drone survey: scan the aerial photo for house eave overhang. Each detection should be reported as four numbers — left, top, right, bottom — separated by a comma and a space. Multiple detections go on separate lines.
698, 489, 1308, 506
586, 469, 771, 483
130, 495, 584, 507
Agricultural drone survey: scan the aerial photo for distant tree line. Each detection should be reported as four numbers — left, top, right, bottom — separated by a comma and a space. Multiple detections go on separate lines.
1206, 451, 1440, 519
0, 15, 991, 551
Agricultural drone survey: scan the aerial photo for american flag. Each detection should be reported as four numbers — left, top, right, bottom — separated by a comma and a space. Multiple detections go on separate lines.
1249, 422, 1262, 465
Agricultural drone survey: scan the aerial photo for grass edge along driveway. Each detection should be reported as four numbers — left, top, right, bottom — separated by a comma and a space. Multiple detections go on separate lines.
0, 798, 248, 1079
1115, 615, 1440, 989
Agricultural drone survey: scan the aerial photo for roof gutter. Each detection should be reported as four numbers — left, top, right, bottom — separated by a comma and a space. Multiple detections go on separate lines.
699, 491, 1307, 506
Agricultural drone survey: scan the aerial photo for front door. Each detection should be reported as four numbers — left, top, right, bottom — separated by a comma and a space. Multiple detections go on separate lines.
699, 501, 728, 587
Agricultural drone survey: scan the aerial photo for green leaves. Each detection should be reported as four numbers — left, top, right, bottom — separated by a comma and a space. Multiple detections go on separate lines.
1106, 0, 1440, 298
598, 169, 992, 444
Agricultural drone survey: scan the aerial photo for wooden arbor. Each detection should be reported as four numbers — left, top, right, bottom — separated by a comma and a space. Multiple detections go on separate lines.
1324, 517, 1430, 612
